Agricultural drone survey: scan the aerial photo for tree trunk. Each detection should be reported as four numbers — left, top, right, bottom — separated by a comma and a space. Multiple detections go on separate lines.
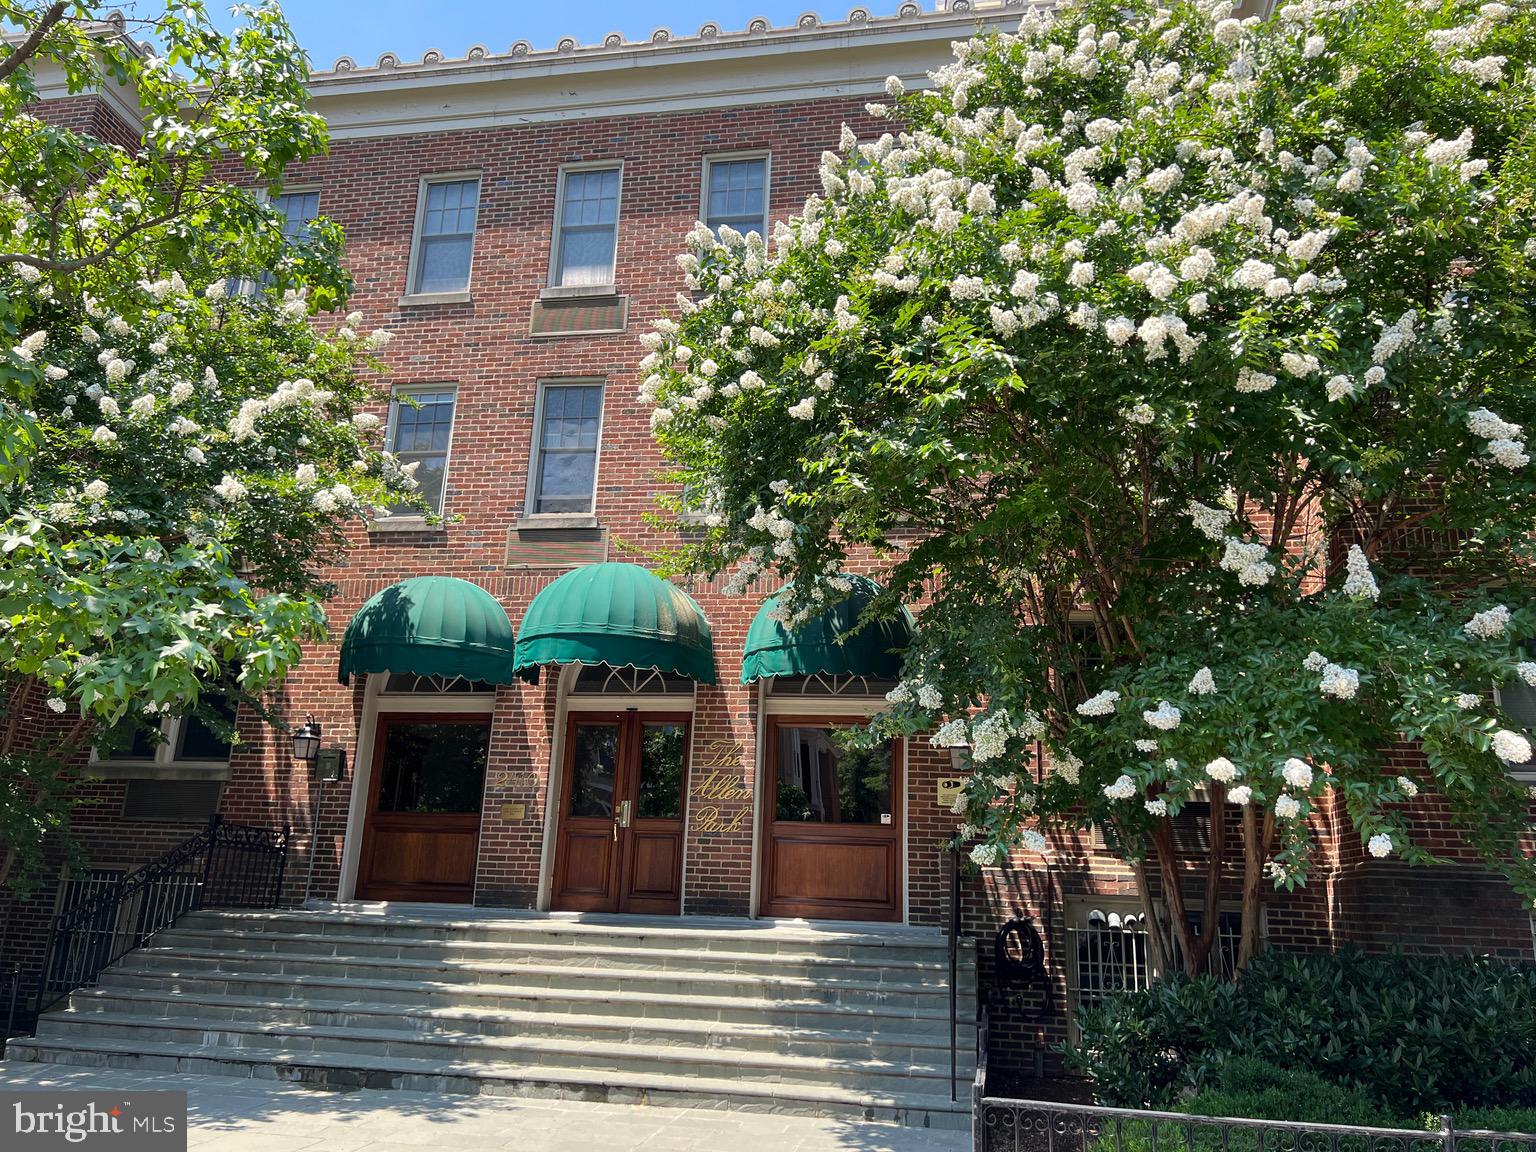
1237, 807, 1274, 971
1149, 818, 1199, 975
1132, 856, 1173, 978
1190, 784, 1227, 975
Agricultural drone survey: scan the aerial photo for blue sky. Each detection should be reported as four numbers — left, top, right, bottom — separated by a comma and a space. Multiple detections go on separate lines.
221, 2, 923, 72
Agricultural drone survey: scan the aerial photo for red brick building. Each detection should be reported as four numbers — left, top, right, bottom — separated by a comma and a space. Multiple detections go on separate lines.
5, 0, 1534, 1092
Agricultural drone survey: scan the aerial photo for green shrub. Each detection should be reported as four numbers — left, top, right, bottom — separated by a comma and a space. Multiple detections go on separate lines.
1068, 949, 1536, 1114
1184, 1058, 1412, 1127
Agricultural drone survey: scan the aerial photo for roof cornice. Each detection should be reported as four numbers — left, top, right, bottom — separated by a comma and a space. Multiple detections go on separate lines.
304, 2, 1028, 140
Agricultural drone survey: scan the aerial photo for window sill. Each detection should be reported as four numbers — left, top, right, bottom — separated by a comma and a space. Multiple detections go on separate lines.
516, 514, 599, 532
398, 290, 472, 307
87, 762, 232, 782
370, 516, 447, 534
539, 284, 618, 300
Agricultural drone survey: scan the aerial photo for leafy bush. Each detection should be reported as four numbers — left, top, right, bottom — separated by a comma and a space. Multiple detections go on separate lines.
1183, 1058, 1411, 1127
1069, 949, 1536, 1113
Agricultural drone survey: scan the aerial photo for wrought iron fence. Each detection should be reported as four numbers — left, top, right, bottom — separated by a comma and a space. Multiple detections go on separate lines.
974, 1098, 1536, 1152
1, 961, 26, 1056
35, 814, 288, 1018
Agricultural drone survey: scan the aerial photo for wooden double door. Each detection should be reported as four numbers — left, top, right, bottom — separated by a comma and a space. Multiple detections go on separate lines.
552, 711, 690, 914
356, 713, 490, 903
760, 718, 903, 922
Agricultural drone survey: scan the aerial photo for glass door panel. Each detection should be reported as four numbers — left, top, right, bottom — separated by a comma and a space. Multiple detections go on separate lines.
568, 722, 620, 818
375, 721, 489, 813
637, 722, 686, 819
773, 726, 891, 824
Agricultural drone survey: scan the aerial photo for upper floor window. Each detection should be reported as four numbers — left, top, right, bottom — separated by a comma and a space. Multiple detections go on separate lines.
409, 176, 480, 296
529, 382, 604, 515
385, 386, 457, 515
552, 166, 622, 288
703, 154, 769, 239
273, 189, 321, 241
1494, 638, 1536, 780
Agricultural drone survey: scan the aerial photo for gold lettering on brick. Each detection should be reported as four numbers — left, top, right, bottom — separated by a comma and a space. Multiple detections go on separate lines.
689, 769, 752, 803
692, 805, 750, 835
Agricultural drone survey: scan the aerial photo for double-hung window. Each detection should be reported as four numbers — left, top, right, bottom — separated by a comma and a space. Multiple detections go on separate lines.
703, 154, 769, 239
274, 190, 321, 242
410, 176, 480, 296
385, 386, 457, 515
528, 382, 604, 515
552, 166, 622, 288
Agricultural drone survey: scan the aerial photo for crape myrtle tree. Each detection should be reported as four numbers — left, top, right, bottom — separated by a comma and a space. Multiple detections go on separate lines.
642, 0, 1536, 974
0, 1, 420, 893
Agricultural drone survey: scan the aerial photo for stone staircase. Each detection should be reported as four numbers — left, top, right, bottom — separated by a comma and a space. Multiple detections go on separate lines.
7, 906, 978, 1128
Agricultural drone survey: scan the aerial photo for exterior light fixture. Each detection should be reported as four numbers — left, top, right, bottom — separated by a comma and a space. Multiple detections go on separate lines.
290, 715, 322, 762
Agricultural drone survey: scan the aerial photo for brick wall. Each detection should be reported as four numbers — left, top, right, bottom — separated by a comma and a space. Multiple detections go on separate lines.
8, 84, 1534, 1079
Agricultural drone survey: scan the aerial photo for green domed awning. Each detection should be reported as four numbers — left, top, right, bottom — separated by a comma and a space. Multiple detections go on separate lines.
338, 576, 517, 686
513, 563, 717, 684
742, 575, 915, 685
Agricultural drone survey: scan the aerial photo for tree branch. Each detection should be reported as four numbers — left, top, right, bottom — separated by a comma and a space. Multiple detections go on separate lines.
0, 2, 69, 86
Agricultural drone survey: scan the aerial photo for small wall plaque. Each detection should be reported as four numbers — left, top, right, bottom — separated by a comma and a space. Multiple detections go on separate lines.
500, 802, 527, 821
936, 776, 965, 807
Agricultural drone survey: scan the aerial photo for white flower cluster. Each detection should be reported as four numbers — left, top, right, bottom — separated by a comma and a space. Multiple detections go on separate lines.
1205, 757, 1240, 783
1103, 773, 1138, 800
1076, 688, 1120, 717
1142, 700, 1181, 730
1281, 757, 1313, 790
1220, 537, 1275, 586
1492, 728, 1532, 763
1319, 662, 1360, 699
1186, 500, 1230, 542
1341, 544, 1379, 601
1464, 604, 1511, 640
1465, 408, 1529, 469
1188, 667, 1216, 695
1367, 833, 1394, 858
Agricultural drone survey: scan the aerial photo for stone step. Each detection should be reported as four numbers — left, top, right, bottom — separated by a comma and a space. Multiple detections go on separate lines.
63, 986, 978, 1064
93, 967, 969, 1033
118, 945, 958, 1008
153, 926, 977, 985
33, 1011, 964, 1097
178, 908, 964, 963
4, 1035, 974, 1130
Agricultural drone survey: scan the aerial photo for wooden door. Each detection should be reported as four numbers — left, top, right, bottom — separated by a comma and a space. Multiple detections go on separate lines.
552, 712, 689, 914
355, 714, 490, 903
760, 718, 903, 922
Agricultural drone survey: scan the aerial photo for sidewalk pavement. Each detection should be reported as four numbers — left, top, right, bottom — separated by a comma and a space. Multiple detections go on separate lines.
0, 1064, 970, 1152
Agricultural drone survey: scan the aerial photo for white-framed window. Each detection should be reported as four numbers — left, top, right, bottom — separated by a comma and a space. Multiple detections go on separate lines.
406, 174, 481, 297
550, 164, 622, 289
384, 385, 457, 515
702, 153, 770, 239
1065, 900, 1248, 1034
527, 380, 605, 516
90, 699, 237, 778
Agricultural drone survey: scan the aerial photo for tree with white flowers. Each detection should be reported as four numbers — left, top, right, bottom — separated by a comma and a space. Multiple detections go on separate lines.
643, 0, 1536, 973
0, 1, 419, 893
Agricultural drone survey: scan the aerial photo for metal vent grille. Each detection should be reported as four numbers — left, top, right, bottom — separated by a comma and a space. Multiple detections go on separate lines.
122, 779, 224, 821
504, 526, 608, 569
529, 294, 628, 337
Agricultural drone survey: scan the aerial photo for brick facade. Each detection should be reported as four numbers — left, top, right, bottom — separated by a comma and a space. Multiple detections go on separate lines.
4, 8, 1533, 1076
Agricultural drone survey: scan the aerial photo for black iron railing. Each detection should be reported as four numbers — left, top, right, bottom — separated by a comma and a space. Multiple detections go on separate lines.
974, 1097, 1536, 1152
949, 843, 962, 1101
34, 814, 289, 1018
1, 961, 25, 1057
